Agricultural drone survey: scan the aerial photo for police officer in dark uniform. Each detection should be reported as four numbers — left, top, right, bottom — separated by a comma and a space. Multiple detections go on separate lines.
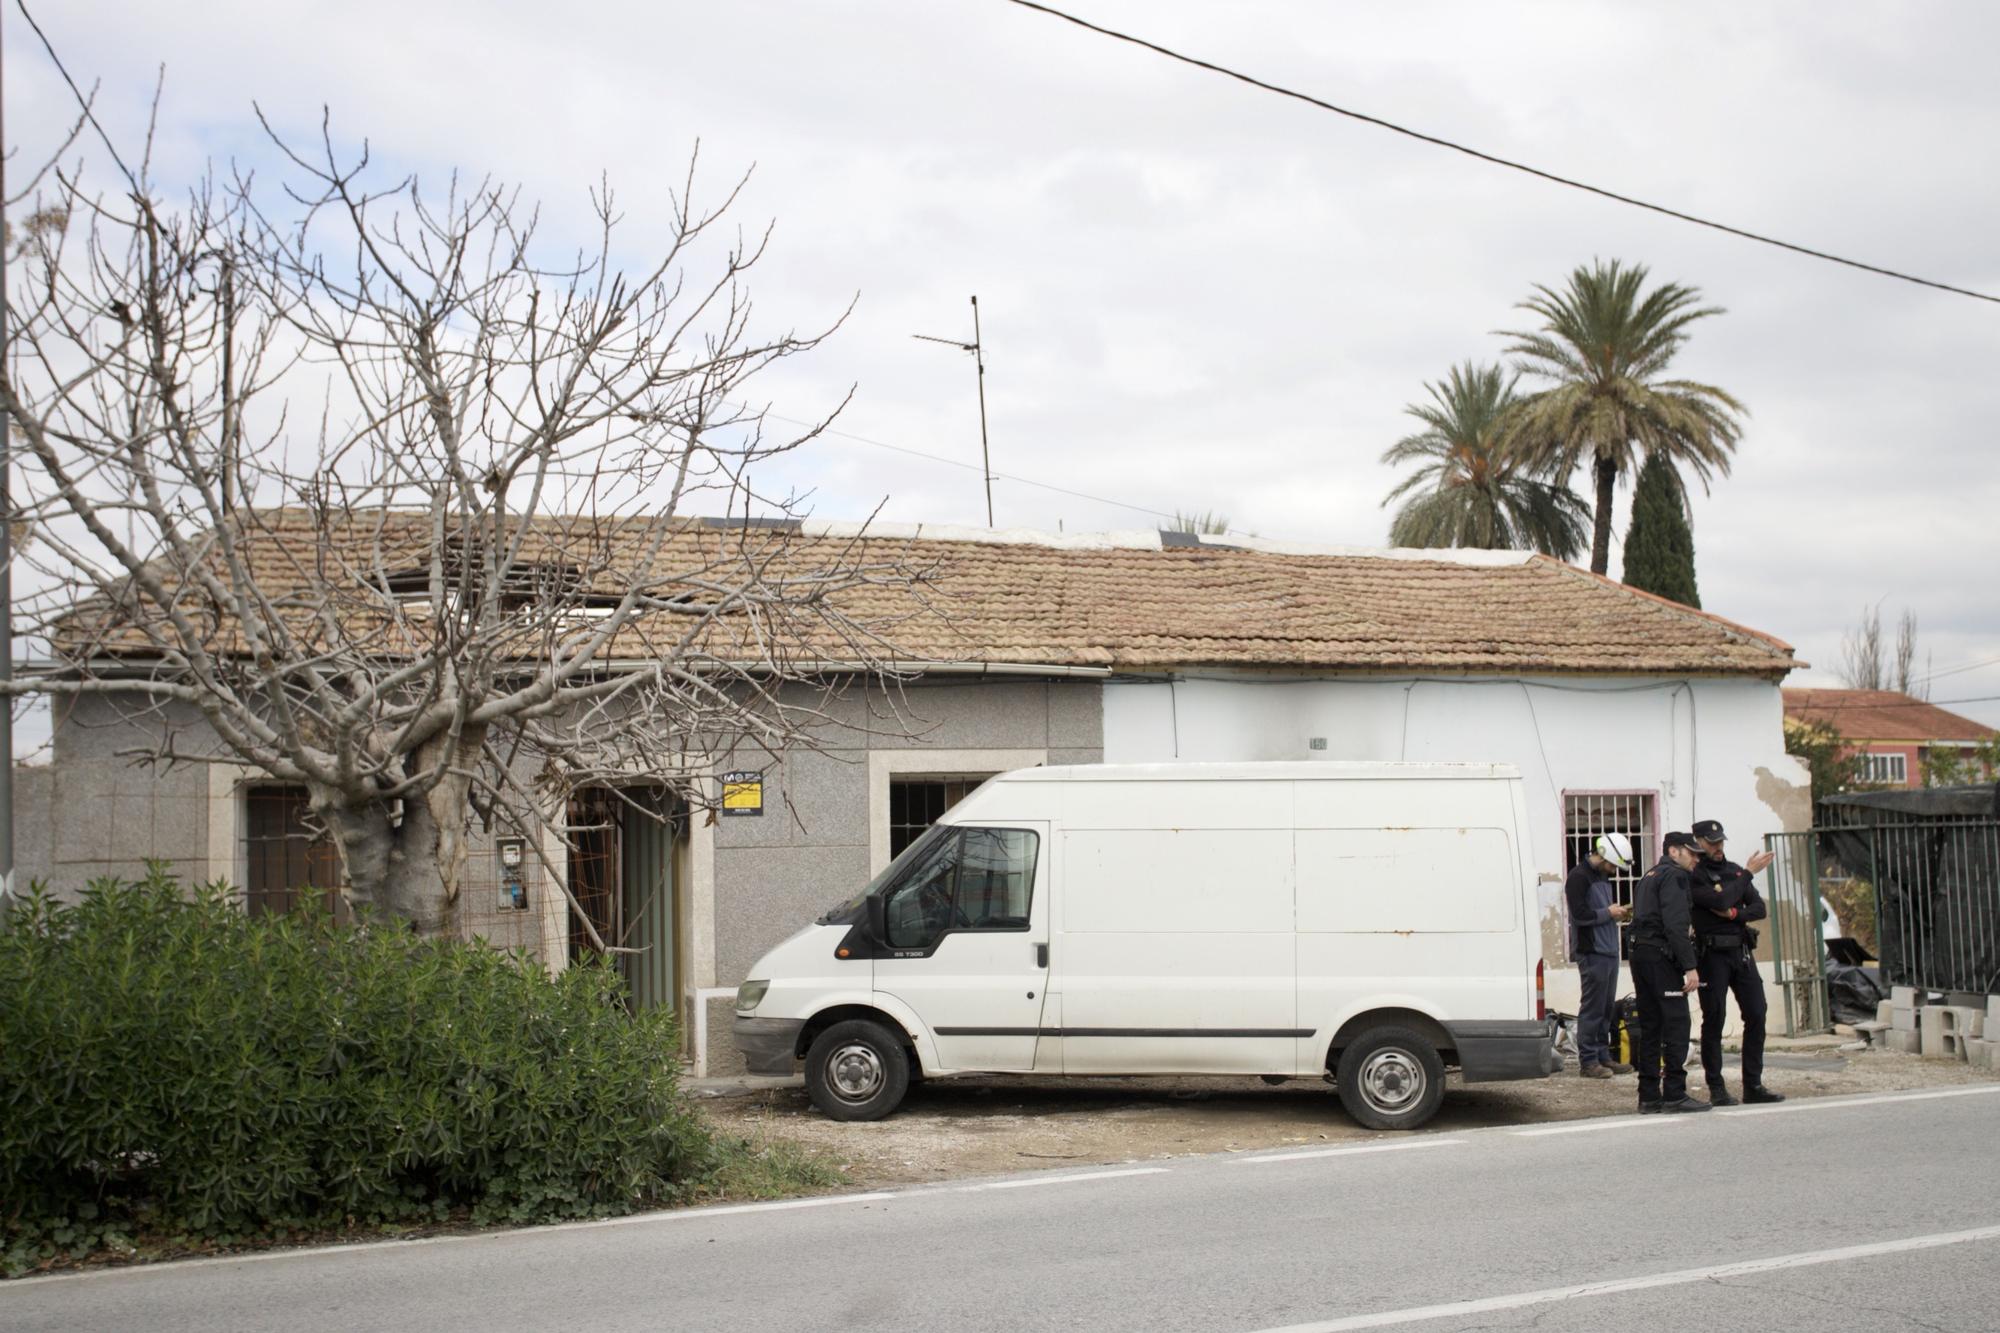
1626, 832, 1711, 1114
1689, 818, 1786, 1106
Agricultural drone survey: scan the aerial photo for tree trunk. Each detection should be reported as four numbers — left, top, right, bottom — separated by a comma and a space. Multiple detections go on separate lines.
320, 724, 487, 937
1589, 453, 1619, 575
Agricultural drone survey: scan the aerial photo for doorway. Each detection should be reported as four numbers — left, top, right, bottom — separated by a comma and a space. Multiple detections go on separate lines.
566, 786, 685, 1014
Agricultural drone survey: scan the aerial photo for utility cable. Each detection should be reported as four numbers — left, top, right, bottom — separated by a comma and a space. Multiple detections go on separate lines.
751, 406, 1266, 539
1004, 0, 2000, 307
1909, 652, 2000, 686
1792, 693, 2000, 712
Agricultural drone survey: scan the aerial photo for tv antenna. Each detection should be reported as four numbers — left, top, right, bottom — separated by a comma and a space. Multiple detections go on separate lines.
913, 295, 995, 526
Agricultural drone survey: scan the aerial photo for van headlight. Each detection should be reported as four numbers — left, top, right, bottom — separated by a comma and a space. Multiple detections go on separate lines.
735, 980, 769, 1014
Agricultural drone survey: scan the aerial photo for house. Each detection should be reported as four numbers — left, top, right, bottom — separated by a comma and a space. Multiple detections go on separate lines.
1782, 688, 1999, 789
13, 519, 1812, 1073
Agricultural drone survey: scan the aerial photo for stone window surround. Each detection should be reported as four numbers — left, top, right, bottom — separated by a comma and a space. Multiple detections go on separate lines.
865, 748, 1048, 877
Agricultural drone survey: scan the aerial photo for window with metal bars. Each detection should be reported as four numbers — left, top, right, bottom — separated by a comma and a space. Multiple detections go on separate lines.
242, 785, 340, 917
1562, 792, 1658, 955
888, 775, 993, 859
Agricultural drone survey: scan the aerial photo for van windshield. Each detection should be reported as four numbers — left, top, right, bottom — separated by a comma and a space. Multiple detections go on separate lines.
815, 823, 952, 923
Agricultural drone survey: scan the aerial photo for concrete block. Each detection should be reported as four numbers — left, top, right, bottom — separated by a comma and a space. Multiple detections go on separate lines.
1965, 1038, 1996, 1071
1929, 1006, 1985, 1038
1988, 996, 2000, 1028
1882, 1029, 1922, 1054
1941, 1032, 1971, 1062
1891, 986, 1927, 1008
1891, 1007, 1920, 1032
1920, 1009, 1959, 1058
1876, 1000, 1896, 1025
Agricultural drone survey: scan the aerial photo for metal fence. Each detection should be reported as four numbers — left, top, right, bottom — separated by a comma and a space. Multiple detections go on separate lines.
1821, 817, 2000, 997
1761, 831, 1831, 1035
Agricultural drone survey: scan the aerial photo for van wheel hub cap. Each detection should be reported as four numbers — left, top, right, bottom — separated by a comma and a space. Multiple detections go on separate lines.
829, 1043, 885, 1101
1359, 1049, 1423, 1111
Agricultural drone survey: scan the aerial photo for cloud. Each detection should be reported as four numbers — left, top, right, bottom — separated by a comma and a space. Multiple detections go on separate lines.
10, 0, 1997, 730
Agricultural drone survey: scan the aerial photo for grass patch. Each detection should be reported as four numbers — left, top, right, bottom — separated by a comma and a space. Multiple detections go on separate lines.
690, 1129, 846, 1203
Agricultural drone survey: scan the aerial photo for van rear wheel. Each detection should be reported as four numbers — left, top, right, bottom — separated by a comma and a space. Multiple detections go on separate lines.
805, 1019, 910, 1121
1335, 1027, 1445, 1131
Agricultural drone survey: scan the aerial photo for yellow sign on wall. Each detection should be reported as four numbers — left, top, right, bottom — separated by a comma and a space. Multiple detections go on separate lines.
721, 771, 764, 816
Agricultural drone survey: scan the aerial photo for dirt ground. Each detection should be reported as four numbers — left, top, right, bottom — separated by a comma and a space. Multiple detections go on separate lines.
693, 1036, 2000, 1190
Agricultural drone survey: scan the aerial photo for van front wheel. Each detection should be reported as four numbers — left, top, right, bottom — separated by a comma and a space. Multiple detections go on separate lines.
805, 1019, 911, 1121
1335, 1027, 1445, 1131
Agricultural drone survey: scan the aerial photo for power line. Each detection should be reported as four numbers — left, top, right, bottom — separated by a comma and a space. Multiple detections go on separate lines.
753, 407, 1263, 539
1911, 652, 2000, 686
1789, 694, 2000, 712
1004, 0, 2000, 307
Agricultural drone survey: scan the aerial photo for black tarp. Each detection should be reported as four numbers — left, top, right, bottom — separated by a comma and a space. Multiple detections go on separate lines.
1815, 784, 2000, 994
1825, 962, 1888, 1027
1819, 783, 2000, 822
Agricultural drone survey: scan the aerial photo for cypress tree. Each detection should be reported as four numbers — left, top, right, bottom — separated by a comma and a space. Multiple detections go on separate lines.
1622, 452, 1700, 607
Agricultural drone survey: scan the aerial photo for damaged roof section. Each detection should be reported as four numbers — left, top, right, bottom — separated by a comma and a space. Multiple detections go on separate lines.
66, 509, 1803, 678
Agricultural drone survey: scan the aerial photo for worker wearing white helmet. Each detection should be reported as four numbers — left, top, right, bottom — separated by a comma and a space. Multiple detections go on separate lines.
1565, 832, 1635, 1078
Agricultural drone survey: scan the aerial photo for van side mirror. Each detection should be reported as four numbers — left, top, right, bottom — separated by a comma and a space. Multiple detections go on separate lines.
866, 893, 888, 946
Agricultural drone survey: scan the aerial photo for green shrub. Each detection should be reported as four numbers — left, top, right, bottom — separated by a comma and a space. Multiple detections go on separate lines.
0, 867, 720, 1274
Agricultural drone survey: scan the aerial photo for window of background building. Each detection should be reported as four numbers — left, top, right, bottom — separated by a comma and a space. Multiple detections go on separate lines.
888, 775, 994, 859
242, 785, 340, 917
1859, 752, 1908, 785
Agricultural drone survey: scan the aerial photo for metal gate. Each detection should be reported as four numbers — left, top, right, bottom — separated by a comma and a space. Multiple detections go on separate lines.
1828, 818, 2000, 996
1762, 831, 1831, 1035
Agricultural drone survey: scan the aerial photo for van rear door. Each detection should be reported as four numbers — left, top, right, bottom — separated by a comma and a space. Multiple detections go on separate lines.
873, 822, 1051, 1072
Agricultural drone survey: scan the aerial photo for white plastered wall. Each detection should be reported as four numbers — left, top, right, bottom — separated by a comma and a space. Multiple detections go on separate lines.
1102, 673, 1813, 1037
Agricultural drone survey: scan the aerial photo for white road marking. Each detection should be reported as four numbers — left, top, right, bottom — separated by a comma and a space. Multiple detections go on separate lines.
1237, 1139, 1465, 1164
579, 1192, 900, 1224
958, 1167, 1169, 1191
1511, 1116, 1689, 1136
1249, 1224, 2000, 1332
1716, 1084, 2000, 1116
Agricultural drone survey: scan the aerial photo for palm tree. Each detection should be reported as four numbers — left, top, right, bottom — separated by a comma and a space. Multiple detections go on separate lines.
1380, 361, 1589, 559
1501, 259, 1746, 574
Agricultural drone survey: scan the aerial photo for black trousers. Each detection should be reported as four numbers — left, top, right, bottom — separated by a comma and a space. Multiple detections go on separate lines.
1629, 947, 1692, 1102
1698, 942, 1768, 1089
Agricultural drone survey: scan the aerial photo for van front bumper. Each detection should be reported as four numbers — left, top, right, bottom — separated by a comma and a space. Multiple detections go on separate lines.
733, 1016, 805, 1075
1446, 1020, 1561, 1083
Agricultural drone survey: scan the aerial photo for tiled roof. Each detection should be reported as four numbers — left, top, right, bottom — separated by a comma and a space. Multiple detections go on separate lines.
77, 510, 1801, 678
1783, 689, 1996, 743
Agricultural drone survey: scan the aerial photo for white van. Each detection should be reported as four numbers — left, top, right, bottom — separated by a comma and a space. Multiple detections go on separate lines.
733, 762, 1558, 1130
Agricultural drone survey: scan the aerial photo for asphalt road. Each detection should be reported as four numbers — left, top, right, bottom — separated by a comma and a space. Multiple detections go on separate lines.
6, 1085, 1999, 1332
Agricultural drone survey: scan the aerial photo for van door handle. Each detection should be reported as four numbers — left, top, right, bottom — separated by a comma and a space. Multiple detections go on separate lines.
1036, 942, 1049, 968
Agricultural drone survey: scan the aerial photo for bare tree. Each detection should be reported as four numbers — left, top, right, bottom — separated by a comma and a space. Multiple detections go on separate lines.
1839, 604, 1884, 691
1840, 605, 1927, 698
0, 93, 932, 935
1893, 610, 1926, 699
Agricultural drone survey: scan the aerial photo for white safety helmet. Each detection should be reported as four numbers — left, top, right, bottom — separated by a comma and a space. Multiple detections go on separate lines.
1593, 832, 1633, 870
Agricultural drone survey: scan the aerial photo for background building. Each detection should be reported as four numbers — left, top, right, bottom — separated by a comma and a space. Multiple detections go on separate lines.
1783, 688, 1999, 789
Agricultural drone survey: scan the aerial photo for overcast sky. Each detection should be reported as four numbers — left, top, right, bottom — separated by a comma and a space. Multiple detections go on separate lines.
11, 1, 2000, 726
